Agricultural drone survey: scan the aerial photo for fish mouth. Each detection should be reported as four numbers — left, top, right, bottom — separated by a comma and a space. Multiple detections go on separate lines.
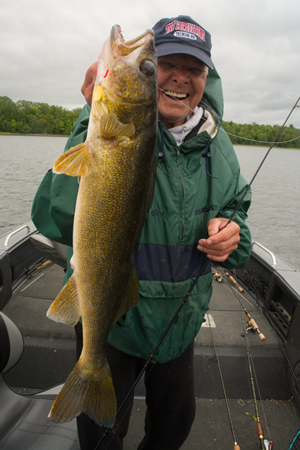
111, 25, 154, 56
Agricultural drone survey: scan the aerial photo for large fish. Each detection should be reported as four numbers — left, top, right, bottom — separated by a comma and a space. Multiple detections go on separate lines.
46, 25, 157, 427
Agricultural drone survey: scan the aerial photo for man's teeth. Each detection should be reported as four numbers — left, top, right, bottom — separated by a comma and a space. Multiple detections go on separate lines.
165, 91, 187, 99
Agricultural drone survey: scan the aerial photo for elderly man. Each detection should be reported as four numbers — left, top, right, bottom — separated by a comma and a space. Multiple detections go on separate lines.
32, 15, 251, 450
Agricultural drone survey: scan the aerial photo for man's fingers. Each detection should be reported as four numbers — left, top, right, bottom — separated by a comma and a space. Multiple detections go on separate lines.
197, 219, 240, 262
81, 62, 98, 106
197, 240, 238, 255
198, 228, 240, 249
208, 218, 229, 237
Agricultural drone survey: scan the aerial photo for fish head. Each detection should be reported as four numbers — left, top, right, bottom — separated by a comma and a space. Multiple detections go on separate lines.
94, 25, 157, 127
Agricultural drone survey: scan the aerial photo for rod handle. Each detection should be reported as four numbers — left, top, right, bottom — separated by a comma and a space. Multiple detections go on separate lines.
233, 445, 240, 450
249, 318, 258, 330
257, 421, 264, 438
229, 275, 244, 292
249, 319, 266, 341
258, 332, 266, 342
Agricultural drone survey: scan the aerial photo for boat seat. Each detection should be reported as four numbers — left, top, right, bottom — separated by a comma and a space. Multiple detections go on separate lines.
30, 233, 68, 270
0, 312, 79, 450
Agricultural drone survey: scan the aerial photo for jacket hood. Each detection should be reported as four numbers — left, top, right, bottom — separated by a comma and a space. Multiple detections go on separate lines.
199, 64, 224, 128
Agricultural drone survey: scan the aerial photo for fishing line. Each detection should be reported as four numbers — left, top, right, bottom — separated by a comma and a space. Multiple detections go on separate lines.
224, 96, 300, 227
158, 87, 300, 146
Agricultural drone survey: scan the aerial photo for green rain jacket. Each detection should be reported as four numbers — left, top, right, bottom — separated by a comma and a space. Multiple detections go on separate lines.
31, 66, 252, 363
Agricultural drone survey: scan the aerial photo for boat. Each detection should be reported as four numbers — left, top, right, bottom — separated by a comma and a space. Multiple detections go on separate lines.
0, 221, 300, 449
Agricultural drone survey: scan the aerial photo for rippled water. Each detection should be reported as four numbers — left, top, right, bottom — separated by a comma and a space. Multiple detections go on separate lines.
0, 135, 67, 235
235, 145, 300, 270
0, 136, 299, 270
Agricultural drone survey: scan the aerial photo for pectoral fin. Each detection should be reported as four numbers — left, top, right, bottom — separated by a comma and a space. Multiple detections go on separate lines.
93, 99, 109, 119
99, 114, 135, 138
53, 143, 89, 177
47, 275, 80, 326
93, 85, 103, 102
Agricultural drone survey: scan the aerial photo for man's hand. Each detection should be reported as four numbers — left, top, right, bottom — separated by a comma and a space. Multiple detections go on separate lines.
81, 61, 98, 106
197, 218, 240, 262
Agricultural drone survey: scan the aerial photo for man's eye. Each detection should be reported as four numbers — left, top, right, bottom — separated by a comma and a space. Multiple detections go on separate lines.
189, 68, 204, 75
159, 60, 174, 69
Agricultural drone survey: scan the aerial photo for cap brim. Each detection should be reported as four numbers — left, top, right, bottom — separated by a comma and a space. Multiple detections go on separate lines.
156, 43, 214, 70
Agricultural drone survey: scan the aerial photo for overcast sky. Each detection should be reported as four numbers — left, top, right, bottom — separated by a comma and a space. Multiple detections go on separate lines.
1, 0, 299, 128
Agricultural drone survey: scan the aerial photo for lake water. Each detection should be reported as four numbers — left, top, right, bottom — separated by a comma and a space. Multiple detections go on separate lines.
0, 135, 299, 270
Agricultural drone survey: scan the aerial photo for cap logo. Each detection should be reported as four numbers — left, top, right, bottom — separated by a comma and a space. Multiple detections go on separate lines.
165, 20, 205, 41
174, 31, 196, 41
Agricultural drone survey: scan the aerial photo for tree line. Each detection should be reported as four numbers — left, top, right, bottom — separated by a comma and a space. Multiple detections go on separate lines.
1, 96, 299, 148
222, 121, 300, 148
0, 96, 81, 135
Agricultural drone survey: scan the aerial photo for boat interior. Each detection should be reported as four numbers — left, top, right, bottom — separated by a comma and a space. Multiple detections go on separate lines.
0, 222, 300, 449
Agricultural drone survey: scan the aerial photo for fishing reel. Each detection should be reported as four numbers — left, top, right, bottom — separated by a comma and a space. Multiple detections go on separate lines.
213, 271, 223, 283
264, 439, 273, 450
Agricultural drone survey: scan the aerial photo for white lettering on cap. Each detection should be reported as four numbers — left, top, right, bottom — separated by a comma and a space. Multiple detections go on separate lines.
174, 31, 197, 40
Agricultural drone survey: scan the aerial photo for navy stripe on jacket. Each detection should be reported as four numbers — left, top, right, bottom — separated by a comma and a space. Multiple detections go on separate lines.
133, 243, 210, 282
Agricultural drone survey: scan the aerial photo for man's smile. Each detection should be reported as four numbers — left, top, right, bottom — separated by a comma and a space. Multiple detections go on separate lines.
162, 90, 189, 100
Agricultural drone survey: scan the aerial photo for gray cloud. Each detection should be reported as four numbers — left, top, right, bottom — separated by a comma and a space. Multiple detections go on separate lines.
1, 0, 299, 128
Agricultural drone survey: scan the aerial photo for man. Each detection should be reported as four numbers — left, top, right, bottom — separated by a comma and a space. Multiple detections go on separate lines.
32, 15, 251, 450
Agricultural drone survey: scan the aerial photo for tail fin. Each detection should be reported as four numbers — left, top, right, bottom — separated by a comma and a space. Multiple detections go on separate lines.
48, 360, 116, 427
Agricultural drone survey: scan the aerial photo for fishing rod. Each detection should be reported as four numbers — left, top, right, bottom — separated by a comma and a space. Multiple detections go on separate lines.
213, 267, 266, 342
217, 267, 272, 448
94, 259, 211, 449
241, 302, 266, 342
243, 267, 300, 411
239, 297, 267, 450
207, 313, 241, 450
94, 97, 299, 449
223, 271, 266, 342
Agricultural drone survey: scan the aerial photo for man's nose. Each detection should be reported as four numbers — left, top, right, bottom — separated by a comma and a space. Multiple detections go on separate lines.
171, 65, 190, 83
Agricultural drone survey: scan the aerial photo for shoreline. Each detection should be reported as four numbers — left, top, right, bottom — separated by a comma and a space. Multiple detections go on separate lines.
1, 133, 299, 149
0, 132, 68, 137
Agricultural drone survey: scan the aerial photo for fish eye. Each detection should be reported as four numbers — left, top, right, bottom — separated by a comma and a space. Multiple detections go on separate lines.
140, 59, 155, 76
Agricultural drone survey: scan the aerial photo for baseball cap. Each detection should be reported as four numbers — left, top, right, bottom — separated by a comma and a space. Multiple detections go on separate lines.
152, 15, 213, 70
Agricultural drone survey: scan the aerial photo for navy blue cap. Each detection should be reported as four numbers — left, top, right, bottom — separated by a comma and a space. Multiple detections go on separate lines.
152, 15, 213, 70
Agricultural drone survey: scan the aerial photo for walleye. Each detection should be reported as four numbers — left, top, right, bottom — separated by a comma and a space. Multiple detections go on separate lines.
46, 25, 157, 427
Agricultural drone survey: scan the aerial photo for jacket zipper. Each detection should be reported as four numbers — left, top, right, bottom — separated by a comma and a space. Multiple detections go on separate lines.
176, 147, 185, 242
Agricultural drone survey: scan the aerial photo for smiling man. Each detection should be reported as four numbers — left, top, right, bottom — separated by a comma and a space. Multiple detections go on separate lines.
156, 54, 208, 127
32, 14, 252, 450
154, 16, 211, 129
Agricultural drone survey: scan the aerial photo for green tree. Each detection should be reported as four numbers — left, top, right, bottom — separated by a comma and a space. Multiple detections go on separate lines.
10, 119, 17, 133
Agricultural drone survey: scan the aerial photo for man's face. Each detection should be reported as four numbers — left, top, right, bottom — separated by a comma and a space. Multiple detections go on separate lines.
157, 53, 208, 129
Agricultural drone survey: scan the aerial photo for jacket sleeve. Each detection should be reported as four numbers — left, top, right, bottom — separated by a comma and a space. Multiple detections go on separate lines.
214, 131, 252, 269
31, 104, 91, 246
219, 183, 252, 269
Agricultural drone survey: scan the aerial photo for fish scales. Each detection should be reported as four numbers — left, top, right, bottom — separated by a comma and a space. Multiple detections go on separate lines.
46, 25, 157, 427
